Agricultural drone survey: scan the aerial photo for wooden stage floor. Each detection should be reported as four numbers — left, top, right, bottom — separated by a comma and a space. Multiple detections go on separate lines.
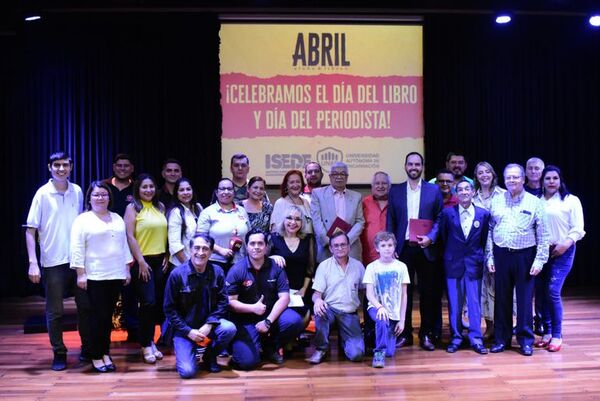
1, 290, 600, 401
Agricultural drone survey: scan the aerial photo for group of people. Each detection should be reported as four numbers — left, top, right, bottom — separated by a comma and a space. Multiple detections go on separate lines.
25, 149, 584, 377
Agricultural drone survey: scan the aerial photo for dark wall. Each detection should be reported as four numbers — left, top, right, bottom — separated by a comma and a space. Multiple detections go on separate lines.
423, 14, 599, 287
2, 13, 223, 297
1, 12, 598, 297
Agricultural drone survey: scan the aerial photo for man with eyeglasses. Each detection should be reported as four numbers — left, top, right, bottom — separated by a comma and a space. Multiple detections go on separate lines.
24, 151, 91, 371
435, 169, 459, 209
307, 232, 365, 364
486, 163, 549, 356
310, 161, 365, 263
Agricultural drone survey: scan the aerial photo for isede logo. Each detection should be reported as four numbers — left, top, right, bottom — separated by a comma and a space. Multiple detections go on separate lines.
316, 147, 343, 173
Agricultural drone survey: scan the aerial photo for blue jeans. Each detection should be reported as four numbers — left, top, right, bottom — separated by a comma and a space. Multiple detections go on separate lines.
313, 306, 364, 362
231, 308, 304, 370
367, 307, 397, 357
539, 245, 576, 339
173, 319, 236, 379
42, 263, 91, 355
131, 254, 165, 347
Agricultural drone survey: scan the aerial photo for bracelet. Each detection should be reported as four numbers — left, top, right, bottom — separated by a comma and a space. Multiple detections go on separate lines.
264, 318, 272, 329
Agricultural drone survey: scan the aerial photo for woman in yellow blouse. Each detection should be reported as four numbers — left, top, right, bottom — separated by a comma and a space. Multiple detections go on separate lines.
124, 174, 168, 364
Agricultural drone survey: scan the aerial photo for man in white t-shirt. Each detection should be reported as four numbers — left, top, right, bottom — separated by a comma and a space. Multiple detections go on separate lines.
25, 151, 90, 371
363, 231, 410, 368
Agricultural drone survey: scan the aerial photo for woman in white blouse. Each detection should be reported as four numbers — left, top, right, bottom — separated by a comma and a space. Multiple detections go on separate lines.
70, 181, 132, 373
534, 166, 585, 352
167, 178, 203, 266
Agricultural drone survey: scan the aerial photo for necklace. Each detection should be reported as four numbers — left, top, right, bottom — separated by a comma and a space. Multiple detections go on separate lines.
287, 195, 303, 206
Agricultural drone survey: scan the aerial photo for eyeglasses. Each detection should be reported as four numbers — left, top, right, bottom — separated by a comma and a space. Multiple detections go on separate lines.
285, 216, 302, 222
91, 193, 110, 199
218, 187, 234, 192
330, 173, 348, 178
436, 180, 453, 184
331, 243, 349, 249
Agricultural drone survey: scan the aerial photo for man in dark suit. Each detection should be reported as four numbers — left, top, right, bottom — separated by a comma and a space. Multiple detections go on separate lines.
439, 179, 490, 354
387, 152, 443, 350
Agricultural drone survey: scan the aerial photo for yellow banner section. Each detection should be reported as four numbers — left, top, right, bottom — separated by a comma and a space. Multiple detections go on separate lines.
223, 137, 424, 184
220, 24, 422, 78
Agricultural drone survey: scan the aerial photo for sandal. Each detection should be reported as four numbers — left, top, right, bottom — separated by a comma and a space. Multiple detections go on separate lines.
141, 346, 156, 364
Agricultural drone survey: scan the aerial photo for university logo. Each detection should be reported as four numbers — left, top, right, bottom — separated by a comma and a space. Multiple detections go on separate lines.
316, 147, 343, 173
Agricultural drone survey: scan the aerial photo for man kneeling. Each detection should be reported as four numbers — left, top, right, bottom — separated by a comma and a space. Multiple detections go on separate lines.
308, 232, 366, 364
164, 234, 236, 379
227, 229, 304, 370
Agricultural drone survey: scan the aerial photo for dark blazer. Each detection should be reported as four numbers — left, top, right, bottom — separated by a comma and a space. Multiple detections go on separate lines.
439, 204, 490, 279
386, 180, 443, 262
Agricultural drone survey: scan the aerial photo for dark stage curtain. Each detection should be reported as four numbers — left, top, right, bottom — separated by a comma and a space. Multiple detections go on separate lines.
1, 12, 598, 297
423, 15, 599, 287
1, 13, 223, 297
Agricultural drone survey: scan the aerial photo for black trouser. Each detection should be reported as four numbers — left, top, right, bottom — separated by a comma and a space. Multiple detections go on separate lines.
493, 245, 536, 348
131, 254, 165, 347
87, 280, 122, 359
398, 241, 443, 341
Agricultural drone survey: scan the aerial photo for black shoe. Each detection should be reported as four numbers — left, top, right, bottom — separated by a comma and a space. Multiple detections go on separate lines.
396, 336, 413, 348
51, 353, 67, 371
490, 343, 506, 353
420, 336, 435, 351
202, 357, 222, 373
533, 322, 545, 336
471, 344, 489, 355
79, 351, 92, 363
91, 359, 109, 373
266, 349, 284, 365
297, 332, 311, 347
202, 348, 222, 373
519, 345, 533, 356
446, 343, 459, 353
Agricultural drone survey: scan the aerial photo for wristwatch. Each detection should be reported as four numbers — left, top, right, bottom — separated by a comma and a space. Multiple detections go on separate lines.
264, 318, 272, 329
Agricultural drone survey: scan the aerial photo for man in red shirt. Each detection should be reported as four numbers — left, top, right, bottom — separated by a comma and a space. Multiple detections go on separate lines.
360, 171, 391, 265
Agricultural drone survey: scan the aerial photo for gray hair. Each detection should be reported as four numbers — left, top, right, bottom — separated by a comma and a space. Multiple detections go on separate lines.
504, 163, 525, 178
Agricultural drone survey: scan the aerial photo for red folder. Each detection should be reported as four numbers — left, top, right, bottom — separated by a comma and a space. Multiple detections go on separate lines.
327, 216, 352, 238
408, 218, 433, 243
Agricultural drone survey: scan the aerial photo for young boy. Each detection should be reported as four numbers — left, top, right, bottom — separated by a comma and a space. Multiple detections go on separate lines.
363, 231, 410, 368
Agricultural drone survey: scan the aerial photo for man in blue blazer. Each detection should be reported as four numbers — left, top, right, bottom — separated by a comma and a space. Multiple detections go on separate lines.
311, 162, 365, 263
439, 179, 490, 354
386, 152, 443, 350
